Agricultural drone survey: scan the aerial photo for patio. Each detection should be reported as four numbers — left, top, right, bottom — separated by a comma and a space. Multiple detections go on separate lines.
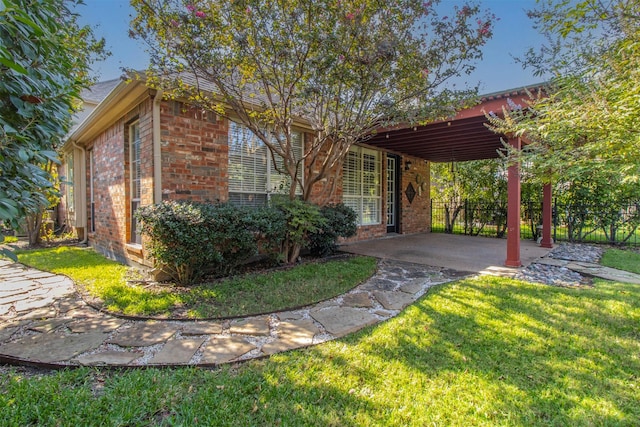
340, 233, 552, 275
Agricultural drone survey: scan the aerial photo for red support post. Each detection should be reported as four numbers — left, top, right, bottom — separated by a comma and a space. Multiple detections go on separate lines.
540, 183, 553, 248
505, 137, 522, 267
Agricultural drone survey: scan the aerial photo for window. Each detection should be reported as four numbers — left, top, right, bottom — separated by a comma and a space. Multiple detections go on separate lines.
129, 121, 141, 244
228, 121, 303, 207
343, 146, 382, 225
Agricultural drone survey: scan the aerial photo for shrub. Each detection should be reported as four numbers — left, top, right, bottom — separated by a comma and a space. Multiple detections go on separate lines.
309, 204, 358, 256
244, 205, 287, 264
272, 198, 326, 262
136, 201, 257, 285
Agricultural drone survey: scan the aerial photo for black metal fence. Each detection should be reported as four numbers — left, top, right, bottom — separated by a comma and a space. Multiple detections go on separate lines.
431, 199, 640, 246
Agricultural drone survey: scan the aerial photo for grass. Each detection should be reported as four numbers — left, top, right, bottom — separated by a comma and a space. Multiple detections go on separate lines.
15, 246, 377, 318
1, 275, 639, 426
601, 248, 640, 274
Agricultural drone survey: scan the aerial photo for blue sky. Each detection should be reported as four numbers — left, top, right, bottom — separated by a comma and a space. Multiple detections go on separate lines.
76, 0, 546, 94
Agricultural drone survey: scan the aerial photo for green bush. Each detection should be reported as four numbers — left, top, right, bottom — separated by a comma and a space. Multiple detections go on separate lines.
273, 198, 326, 262
136, 201, 258, 285
136, 199, 351, 284
309, 203, 358, 256
244, 205, 287, 264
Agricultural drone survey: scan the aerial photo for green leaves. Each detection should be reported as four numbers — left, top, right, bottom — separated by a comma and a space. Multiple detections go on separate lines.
131, 0, 495, 201
0, 0, 106, 226
490, 1, 640, 186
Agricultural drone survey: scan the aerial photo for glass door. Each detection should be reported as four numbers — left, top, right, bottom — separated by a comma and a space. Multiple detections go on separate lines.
386, 155, 400, 233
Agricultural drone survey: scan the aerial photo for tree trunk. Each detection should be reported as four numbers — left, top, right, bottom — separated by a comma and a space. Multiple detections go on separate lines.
26, 210, 44, 246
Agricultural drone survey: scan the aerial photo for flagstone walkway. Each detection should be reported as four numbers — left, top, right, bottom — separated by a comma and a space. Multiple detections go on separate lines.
1, 245, 638, 369
0, 258, 465, 368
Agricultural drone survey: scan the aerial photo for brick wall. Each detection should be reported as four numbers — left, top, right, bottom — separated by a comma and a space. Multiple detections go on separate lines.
85, 98, 230, 265
83, 93, 432, 264
85, 99, 153, 264
160, 101, 229, 203
400, 156, 430, 234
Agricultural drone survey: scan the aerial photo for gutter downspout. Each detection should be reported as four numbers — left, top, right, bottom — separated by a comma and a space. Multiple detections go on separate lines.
70, 140, 88, 244
152, 90, 163, 204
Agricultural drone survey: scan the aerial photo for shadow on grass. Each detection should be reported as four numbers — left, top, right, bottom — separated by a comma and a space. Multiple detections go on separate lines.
5, 277, 639, 425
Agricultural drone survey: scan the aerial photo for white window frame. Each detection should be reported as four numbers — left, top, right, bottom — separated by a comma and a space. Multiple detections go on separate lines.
343, 146, 382, 226
228, 121, 303, 207
129, 120, 142, 244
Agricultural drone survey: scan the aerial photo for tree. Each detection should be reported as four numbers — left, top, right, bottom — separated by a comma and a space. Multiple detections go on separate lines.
486, 0, 640, 185
131, 0, 495, 205
0, 0, 106, 252
431, 159, 510, 235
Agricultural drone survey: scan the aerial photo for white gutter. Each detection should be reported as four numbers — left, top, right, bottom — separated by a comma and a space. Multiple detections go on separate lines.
152, 90, 163, 204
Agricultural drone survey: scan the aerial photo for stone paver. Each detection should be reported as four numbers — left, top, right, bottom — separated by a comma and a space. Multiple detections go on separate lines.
311, 307, 379, 337
399, 280, 427, 295
0, 258, 444, 366
150, 337, 206, 364
75, 350, 142, 366
200, 337, 257, 364
181, 321, 224, 336
567, 262, 640, 284
29, 319, 71, 333
373, 290, 416, 311
67, 318, 126, 334
0, 332, 107, 363
108, 322, 178, 347
342, 292, 373, 308
534, 258, 640, 284
229, 318, 270, 336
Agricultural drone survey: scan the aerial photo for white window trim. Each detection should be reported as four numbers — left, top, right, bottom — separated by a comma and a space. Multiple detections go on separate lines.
129, 120, 141, 244
343, 146, 382, 226
228, 121, 304, 206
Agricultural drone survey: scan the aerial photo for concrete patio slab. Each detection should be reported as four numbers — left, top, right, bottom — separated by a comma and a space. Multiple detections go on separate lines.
341, 233, 551, 273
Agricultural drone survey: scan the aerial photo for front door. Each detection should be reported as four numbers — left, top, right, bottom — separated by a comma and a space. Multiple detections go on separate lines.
386, 155, 400, 233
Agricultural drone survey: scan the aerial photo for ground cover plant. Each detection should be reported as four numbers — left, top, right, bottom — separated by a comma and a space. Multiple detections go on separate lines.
1, 272, 638, 426
16, 246, 376, 318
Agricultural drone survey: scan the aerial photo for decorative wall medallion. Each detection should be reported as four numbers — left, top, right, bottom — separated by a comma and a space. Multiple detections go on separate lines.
405, 182, 416, 204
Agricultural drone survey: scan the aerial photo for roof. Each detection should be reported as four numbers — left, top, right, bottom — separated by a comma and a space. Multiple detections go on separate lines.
364, 83, 547, 163
80, 78, 122, 104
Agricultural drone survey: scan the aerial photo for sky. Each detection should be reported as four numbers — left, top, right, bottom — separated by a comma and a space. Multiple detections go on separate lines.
76, 0, 547, 95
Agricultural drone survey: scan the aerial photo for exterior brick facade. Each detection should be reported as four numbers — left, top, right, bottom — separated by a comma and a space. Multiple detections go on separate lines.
64, 82, 433, 266
84, 99, 154, 264
160, 101, 229, 203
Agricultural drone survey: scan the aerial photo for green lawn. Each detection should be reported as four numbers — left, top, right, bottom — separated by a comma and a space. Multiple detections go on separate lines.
2, 274, 639, 426
601, 248, 640, 274
16, 246, 376, 318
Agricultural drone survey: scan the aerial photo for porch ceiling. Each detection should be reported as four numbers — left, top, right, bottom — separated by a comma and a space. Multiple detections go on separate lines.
366, 115, 505, 163
365, 85, 545, 163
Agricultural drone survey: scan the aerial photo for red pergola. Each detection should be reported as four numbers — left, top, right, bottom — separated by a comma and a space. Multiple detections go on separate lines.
365, 86, 553, 267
